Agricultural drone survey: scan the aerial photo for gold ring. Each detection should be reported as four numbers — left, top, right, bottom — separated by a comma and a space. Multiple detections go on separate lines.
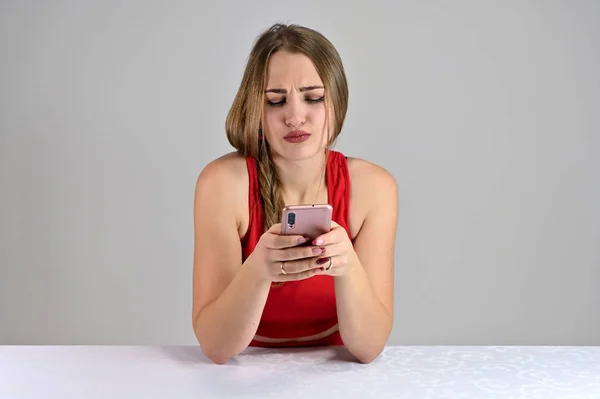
324, 257, 333, 271
280, 262, 287, 275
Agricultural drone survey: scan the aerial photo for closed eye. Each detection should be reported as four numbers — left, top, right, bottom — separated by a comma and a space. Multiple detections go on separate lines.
266, 99, 285, 107
307, 97, 325, 104
266, 97, 325, 107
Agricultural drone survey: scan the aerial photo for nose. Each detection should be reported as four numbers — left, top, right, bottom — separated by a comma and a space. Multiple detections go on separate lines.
284, 96, 306, 127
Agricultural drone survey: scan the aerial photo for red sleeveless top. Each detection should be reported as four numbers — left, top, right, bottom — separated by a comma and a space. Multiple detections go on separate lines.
241, 150, 351, 347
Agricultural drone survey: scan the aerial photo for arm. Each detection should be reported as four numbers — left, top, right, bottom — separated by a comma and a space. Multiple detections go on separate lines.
191, 160, 271, 364
335, 165, 398, 363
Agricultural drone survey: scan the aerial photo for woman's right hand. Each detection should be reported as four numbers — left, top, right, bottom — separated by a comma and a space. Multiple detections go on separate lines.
249, 223, 330, 282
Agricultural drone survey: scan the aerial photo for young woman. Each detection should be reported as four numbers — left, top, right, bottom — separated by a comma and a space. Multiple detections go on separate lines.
192, 23, 398, 364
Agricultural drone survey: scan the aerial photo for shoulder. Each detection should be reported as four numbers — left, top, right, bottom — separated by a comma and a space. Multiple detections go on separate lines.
194, 152, 249, 223
195, 151, 248, 191
346, 156, 398, 203
343, 156, 398, 237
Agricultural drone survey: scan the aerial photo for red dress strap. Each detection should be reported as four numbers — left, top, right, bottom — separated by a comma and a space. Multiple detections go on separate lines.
241, 156, 263, 261
326, 150, 351, 239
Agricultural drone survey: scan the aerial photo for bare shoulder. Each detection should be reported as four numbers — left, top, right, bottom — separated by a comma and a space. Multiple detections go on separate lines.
346, 157, 397, 190
347, 157, 397, 207
345, 157, 398, 237
196, 151, 247, 188
194, 152, 248, 234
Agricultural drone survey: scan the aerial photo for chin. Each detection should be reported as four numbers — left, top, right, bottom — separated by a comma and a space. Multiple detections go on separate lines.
272, 142, 324, 162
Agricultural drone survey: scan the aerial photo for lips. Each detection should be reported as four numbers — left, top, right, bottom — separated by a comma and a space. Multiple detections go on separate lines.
284, 130, 311, 138
283, 130, 311, 143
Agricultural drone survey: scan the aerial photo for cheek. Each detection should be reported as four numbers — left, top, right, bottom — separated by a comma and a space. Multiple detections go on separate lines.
262, 109, 284, 142
262, 109, 277, 131
310, 105, 327, 124
263, 108, 283, 125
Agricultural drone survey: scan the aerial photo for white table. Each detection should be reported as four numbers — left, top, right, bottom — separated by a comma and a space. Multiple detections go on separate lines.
1, 345, 599, 399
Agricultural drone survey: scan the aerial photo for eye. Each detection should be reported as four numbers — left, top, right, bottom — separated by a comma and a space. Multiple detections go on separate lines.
306, 96, 324, 104
266, 96, 325, 107
266, 99, 285, 107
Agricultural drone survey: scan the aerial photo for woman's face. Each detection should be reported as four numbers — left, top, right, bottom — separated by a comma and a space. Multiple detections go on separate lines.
262, 51, 329, 161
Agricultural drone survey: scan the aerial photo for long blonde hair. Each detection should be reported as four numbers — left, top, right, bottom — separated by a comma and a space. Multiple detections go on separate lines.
225, 23, 349, 232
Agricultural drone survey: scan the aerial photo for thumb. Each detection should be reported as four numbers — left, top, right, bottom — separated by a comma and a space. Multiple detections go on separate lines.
268, 223, 283, 233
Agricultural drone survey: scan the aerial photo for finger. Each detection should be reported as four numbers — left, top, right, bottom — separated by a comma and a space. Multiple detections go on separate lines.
274, 267, 323, 282
279, 255, 331, 275
268, 234, 309, 249
317, 255, 340, 275
272, 245, 326, 262
312, 226, 345, 246
265, 224, 308, 249
309, 242, 343, 258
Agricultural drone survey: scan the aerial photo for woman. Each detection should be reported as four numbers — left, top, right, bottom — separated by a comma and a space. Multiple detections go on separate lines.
192, 23, 398, 364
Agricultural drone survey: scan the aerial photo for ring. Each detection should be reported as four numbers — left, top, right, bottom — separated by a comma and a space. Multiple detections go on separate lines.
324, 257, 333, 271
280, 262, 287, 275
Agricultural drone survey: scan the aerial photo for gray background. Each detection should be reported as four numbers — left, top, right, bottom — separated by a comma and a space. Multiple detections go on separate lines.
1, 1, 598, 346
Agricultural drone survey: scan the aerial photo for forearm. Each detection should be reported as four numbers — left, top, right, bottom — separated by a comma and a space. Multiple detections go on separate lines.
194, 256, 271, 363
335, 260, 393, 363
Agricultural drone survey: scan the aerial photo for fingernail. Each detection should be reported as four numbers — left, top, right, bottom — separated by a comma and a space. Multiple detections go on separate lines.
313, 239, 324, 245
311, 247, 326, 255
297, 237, 307, 244
316, 257, 329, 265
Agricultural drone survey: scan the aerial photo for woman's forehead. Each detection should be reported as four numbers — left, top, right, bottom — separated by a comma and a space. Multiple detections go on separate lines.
266, 52, 323, 88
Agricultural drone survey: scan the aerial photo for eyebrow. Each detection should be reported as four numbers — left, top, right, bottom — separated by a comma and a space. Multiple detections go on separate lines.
265, 85, 324, 94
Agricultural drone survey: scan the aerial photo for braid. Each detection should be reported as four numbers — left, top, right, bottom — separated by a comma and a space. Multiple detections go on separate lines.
257, 140, 285, 232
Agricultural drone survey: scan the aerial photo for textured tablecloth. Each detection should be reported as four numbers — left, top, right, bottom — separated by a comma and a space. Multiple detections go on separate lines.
1, 345, 599, 398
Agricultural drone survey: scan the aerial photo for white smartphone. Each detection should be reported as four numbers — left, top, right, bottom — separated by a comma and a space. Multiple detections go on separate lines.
280, 204, 332, 241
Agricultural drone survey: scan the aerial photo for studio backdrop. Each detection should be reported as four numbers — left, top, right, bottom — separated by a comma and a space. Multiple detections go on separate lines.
1, 1, 598, 346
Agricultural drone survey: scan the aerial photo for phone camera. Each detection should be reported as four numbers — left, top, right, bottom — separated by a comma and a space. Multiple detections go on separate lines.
287, 212, 295, 229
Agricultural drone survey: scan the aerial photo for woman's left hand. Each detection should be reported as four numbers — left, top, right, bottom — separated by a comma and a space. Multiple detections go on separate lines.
311, 221, 358, 277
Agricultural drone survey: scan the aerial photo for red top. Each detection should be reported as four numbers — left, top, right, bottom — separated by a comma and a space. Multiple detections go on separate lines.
241, 150, 352, 347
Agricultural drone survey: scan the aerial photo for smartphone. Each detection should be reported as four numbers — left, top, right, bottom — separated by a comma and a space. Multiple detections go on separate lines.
280, 204, 332, 241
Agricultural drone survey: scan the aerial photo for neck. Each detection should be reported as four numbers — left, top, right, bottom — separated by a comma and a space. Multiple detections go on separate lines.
272, 151, 328, 205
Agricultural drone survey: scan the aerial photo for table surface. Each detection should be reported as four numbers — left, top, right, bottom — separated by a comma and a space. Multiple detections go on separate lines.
1, 345, 599, 399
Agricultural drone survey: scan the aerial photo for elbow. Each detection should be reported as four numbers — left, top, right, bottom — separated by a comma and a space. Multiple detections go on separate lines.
341, 335, 385, 364
195, 333, 236, 365
355, 350, 381, 364
193, 318, 232, 365
194, 326, 240, 365
199, 339, 249, 365
341, 336, 389, 364
201, 346, 231, 365
352, 345, 384, 364
342, 331, 388, 364
197, 335, 235, 364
